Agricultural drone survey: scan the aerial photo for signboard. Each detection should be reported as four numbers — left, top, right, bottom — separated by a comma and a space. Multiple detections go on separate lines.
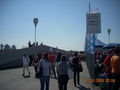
86, 13, 101, 34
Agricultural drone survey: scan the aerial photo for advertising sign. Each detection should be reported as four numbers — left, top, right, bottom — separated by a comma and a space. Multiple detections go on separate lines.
86, 13, 101, 34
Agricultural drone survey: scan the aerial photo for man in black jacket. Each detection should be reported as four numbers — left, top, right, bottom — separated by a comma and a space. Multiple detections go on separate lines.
72, 52, 81, 86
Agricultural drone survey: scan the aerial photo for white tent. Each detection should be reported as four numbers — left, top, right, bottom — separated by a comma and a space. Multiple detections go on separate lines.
95, 39, 106, 47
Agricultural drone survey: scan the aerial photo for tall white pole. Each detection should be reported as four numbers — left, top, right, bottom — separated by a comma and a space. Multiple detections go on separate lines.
33, 18, 38, 46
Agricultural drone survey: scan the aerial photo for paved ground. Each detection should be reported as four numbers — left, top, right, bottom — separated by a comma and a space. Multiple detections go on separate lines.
0, 62, 100, 90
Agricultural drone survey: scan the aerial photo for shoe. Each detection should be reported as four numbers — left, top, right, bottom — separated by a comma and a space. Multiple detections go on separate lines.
22, 74, 25, 77
74, 83, 76, 87
28, 72, 31, 77
29, 72, 30, 75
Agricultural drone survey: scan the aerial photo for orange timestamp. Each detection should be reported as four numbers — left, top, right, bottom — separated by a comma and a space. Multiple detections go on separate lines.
85, 78, 115, 83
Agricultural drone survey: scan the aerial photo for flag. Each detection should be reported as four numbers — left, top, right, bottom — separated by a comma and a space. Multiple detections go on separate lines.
85, 33, 97, 54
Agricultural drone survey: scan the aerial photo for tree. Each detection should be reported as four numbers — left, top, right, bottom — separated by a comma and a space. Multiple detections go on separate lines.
11, 45, 16, 50
0, 44, 4, 50
4, 44, 10, 50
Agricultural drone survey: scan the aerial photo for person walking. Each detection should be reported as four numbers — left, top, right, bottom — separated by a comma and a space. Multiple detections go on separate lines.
56, 52, 62, 77
58, 56, 69, 90
22, 54, 30, 77
39, 52, 51, 90
33, 54, 39, 78
48, 52, 56, 78
72, 52, 82, 86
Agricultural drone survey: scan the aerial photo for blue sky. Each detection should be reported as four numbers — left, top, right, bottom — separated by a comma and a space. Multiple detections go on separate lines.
0, 0, 120, 51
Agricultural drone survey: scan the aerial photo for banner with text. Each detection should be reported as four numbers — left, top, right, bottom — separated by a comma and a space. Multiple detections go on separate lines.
86, 13, 101, 34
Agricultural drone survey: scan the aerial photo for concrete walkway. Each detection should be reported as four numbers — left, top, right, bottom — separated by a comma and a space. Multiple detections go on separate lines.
0, 62, 100, 90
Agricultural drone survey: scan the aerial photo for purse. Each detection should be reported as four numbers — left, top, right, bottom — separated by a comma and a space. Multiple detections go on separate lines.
77, 63, 83, 72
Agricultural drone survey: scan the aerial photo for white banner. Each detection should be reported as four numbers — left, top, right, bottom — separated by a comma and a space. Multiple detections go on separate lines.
86, 13, 101, 34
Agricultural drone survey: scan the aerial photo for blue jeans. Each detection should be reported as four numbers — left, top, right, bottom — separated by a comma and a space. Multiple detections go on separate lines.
40, 76, 50, 90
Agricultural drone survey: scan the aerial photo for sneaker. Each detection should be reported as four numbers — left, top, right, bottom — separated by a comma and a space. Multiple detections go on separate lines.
74, 83, 76, 87
29, 72, 30, 75
22, 74, 25, 77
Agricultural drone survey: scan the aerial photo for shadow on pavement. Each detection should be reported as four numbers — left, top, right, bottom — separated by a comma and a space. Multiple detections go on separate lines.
76, 84, 91, 90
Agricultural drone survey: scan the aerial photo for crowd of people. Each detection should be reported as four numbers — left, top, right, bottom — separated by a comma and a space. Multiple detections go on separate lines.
22, 45, 120, 90
28, 41, 43, 47
22, 52, 83, 90
95, 45, 120, 90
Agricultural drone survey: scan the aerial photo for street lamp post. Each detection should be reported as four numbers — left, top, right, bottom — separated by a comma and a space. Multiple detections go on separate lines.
107, 28, 111, 44
33, 18, 38, 46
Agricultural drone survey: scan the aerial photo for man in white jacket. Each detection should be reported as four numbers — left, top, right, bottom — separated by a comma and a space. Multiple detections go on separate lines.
22, 54, 30, 77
